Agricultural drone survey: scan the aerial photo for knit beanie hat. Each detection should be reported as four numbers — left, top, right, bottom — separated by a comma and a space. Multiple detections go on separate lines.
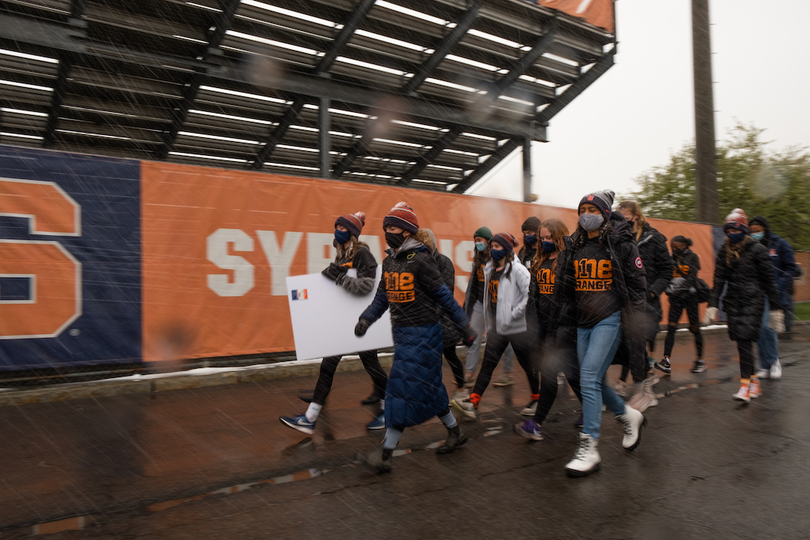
473, 226, 493, 241
335, 211, 366, 238
491, 232, 518, 254
521, 216, 541, 233
383, 202, 419, 234
578, 189, 615, 220
723, 208, 749, 234
671, 235, 693, 247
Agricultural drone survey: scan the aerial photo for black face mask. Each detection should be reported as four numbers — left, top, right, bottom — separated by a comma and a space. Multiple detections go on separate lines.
672, 248, 684, 257
385, 231, 406, 249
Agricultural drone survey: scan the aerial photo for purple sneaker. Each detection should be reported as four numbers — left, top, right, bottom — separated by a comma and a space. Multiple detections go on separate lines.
515, 419, 544, 441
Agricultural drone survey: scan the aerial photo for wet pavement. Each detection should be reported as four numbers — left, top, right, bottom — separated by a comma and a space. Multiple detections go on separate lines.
1, 327, 809, 539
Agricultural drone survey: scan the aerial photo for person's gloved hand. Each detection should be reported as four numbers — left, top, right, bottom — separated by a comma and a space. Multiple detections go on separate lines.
355, 318, 371, 337
769, 310, 785, 333
462, 325, 477, 348
322, 262, 348, 281
702, 306, 718, 325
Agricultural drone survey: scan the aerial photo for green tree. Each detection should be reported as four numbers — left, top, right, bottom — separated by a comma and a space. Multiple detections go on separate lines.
629, 124, 810, 250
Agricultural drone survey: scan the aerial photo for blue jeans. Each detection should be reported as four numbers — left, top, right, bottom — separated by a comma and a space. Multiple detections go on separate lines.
578, 311, 625, 440
757, 297, 778, 369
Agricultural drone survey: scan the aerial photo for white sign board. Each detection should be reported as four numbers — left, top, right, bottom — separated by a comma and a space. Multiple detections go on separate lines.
286, 268, 393, 360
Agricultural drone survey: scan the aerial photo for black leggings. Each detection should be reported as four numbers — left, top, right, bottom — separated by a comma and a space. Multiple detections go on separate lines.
472, 329, 539, 398
533, 324, 582, 425
312, 350, 388, 405
737, 340, 754, 379
443, 345, 465, 389
663, 294, 703, 358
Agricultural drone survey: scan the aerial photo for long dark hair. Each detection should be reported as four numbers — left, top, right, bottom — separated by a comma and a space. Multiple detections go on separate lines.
571, 217, 614, 249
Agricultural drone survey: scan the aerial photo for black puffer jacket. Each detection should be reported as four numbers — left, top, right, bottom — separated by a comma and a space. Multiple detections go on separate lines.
433, 250, 464, 345
635, 222, 674, 297
552, 212, 648, 328
666, 248, 701, 298
709, 237, 781, 341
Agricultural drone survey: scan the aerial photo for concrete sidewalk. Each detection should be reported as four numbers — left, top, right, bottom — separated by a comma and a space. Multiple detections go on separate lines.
1, 326, 808, 538
0, 324, 743, 408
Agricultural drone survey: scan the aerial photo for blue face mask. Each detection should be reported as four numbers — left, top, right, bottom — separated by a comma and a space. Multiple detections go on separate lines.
541, 241, 556, 254
728, 232, 746, 244
523, 234, 537, 246
475, 242, 487, 252
751, 232, 764, 241
490, 248, 507, 261
335, 229, 352, 245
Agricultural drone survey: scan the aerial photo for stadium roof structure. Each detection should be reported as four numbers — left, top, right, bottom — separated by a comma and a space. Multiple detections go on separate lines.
0, 0, 616, 192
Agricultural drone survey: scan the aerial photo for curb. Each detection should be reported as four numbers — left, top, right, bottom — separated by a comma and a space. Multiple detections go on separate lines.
2, 320, 805, 408
0, 354, 394, 408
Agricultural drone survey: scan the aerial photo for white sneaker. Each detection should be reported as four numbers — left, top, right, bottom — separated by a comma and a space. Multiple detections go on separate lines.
493, 373, 514, 387
565, 433, 601, 478
520, 401, 538, 416
451, 398, 477, 420
770, 360, 782, 380
628, 381, 658, 412
616, 405, 646, 451
452, 388, 470, 402
755, 369, 769, 379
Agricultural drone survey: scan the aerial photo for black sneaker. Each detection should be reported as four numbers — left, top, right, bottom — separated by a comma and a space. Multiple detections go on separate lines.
654, 357, 672, 374
691, 359, 706, 373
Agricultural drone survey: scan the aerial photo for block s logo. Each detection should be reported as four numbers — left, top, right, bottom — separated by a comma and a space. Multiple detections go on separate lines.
0, 178, 81, 339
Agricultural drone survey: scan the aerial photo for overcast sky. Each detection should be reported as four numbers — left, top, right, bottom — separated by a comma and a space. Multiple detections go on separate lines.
469, 0, 810, 209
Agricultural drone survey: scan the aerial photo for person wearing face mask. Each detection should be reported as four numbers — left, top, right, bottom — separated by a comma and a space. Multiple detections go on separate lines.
519, 216, 542, 268
356, 203, 476, 473
280, 212, 389, 436
553, 190, 647, 478
423, 229, 466, 399
463, 227, 493, 385
451, 232, 539, 420
660, 236, 705, 374
748, 216, 800, 379
704, 209, 784, 403
515, 218, 583, 441
614, 201, 673, 399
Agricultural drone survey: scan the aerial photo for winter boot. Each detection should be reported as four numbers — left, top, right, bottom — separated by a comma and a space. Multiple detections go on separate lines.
565, 433, 600, 478
437, 424, 468, 454
616, 405, 646, 451
366, 447, 393, 473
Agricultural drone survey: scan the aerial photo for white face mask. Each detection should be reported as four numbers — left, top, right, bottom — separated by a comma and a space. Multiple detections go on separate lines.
579, 213, 604, 232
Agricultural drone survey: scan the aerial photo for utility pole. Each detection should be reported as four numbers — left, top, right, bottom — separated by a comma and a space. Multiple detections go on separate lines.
522, 137, 532, 203
692, 0, 719, 223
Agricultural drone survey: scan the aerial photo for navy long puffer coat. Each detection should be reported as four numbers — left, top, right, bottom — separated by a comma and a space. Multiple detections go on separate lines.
709, 237, 781, 342
361, 237, 469, 429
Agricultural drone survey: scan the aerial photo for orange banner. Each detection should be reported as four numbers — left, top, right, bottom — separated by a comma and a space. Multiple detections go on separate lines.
538, 0, 614, 33
141, 161, 711, 361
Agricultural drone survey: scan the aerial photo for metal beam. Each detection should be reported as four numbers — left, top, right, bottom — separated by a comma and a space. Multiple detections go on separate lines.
396, 126, 463, 185
397, 21, 556, 187
251, 0, 376, 170
402, 0, 482, 95
318, 97, 331, 178
333, 1, 485, 179
536, 47, 615, 124
451, 138, 520, 193
42, 54, 72, 149
156, 0, 242, 159
522, 137, 532, 202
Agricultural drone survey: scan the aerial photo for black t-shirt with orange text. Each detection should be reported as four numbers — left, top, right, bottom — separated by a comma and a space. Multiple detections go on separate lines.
532, 257, 556, 320
488, 267, 504, 316
575, 237, 621, 328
